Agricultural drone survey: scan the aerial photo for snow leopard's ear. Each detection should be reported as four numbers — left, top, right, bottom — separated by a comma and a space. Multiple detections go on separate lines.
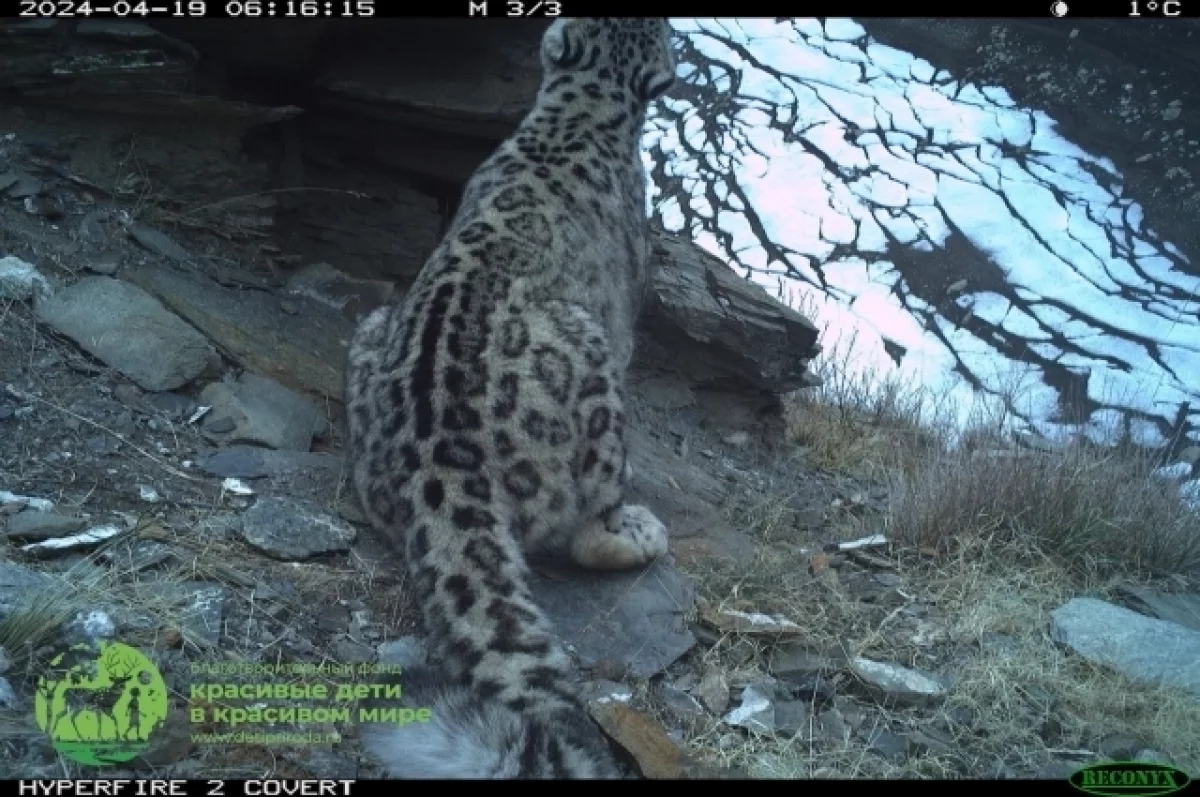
541, 18, 586, 69
633, 19, 676, 102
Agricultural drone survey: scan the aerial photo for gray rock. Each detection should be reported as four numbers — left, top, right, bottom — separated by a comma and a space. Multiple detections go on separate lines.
815, 707, 850, 744
1050, 597, 1200, 694
0, 172, 43, 199
529, 557, 695, 679
204, 416, 236, 434
240, 497, 356, 560
634, 376, 695, 411
832, 697, 866, 731
0, 255, 51, 300
314, 28, 543, 144
585, 680, 633, 704
772, 700, 810, 736
697, 665, 730, 714
642, 233, 819, 394
0, 676, 18, 710
723, 683, 776, 733
194, 446, 342, 479
864, 728, 909, 760
0, 561, 52, 620
64, 609, 117, 642
850, 657, 947, 705
115, 582, 225, 648
34, 277, 212, 391
1039, 761, 1082, 779
661, 685, 706, 720
722, 431, 750, 447
1132, 749, 1174, 766
908, 728, 955, 757
769, 645, 841, 680
145, 391, 197, 418
334, 639, 376, 664
198, 373, 327, 451
123, 264, 355, 401
1098, 732, 1149, 760
126, 222, 193, 263
0, 491, 54, 512
176, 583, 226, 648
85, 254, 120, 276
20, 524, 123, 558
2, 510, 86, 540
99, 538, 173, 571
85, 435, 121, 456
285, 262, 395, 322
377, 636, 427, 669
0, 645, 9, 674
121, 230, 821, 404
314, 603, 350, 633
1114, 586, 1200, 633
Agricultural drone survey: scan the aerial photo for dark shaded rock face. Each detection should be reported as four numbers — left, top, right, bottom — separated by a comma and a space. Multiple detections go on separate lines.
0, 18, 817, 404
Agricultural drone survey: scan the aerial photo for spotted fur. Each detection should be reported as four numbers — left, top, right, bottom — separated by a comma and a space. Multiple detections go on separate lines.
345, 19, 676, 778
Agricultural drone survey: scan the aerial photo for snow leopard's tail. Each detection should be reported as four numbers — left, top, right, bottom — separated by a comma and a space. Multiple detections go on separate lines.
358, 665, 626, 779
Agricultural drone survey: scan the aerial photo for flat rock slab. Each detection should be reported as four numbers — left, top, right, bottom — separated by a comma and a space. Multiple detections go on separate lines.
123, 265, 353, 401
195, 446, 343, 480
850, 657, 947, 706
529, 556, 696, 679
2, 511, 86, 541
724, 683, 776, 733
639, 232, 819, 394
587, 701, 686, 779
194, 446, 346, 506
35, 276, 212, 391
1116, 586, 1200, 634
240, 496, 356, 560
1051, 597, 1200, 694
125, 246, 819, 405
198, 372, 327, 451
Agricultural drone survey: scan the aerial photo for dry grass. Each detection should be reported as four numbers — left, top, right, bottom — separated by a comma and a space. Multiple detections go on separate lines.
922, 543, 1200, 776
886, 441, 1200, 577
675, 305, 1200, 778
675, 517, 1200, 778
786, 304, 1200, 578
785, 330, 950, 474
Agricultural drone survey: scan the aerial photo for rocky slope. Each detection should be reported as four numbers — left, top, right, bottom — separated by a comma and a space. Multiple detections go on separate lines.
1, 18, 1197, 781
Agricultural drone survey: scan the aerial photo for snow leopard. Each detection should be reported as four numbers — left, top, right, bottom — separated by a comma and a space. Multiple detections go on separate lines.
344, 18, 677, 778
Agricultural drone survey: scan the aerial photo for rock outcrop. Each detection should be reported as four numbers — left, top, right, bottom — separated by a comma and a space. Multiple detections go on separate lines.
0, 18, 821, 404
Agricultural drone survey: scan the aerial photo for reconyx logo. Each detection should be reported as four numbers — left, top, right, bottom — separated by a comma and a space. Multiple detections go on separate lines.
1070, 761, 1191, 797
